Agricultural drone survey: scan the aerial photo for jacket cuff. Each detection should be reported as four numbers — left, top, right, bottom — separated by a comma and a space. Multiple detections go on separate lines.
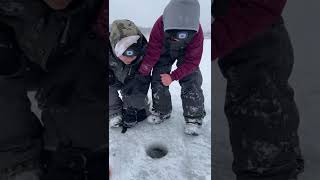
170, 73, 178, 81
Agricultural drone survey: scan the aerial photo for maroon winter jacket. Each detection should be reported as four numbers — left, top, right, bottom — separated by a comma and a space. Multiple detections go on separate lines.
212, 0, 287, 60
138, 16, 204, 81
93, 0, 108, 40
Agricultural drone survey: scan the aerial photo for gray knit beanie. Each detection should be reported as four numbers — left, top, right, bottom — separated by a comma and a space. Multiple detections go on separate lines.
163, 0, 200, 32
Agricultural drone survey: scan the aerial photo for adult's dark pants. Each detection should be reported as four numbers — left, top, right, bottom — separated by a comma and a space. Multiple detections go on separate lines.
0, 23, 43, 179
218, 21, 304, 180
0, 77, 43, 179
38, 32, 107, 180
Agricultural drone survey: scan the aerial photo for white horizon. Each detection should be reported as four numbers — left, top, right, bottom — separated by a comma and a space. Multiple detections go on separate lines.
109, 0, 211, 33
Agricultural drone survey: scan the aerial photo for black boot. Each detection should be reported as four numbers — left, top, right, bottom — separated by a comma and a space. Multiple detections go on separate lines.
137, 109, 148, 122
122, 108, 138, 128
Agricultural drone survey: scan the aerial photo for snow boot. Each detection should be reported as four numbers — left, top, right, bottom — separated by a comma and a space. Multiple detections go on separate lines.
147, 109, 171, 124
137, 109, 148, 122
122, 108, 138, 128
184, 118, 203, 136
109, 113, 122, 128
121, 108, 149, 133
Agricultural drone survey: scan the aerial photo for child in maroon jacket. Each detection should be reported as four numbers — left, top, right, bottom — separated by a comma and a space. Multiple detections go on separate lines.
212, 0, 304, 179
138, 0, 206, 136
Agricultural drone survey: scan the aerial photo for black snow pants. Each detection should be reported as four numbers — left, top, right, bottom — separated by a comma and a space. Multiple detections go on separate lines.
37, 32, 108, 180
151, 49, 206, 122
0, 23, 43, 179
218, 20, 304, 180
0, 78, 43, 180
108, 75, 150, 118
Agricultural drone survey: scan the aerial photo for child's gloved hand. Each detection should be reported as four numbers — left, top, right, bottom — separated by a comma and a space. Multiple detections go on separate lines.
160, 74, 173, 86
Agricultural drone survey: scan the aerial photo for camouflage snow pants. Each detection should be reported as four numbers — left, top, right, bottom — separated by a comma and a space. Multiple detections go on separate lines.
151, 53, 206, 122
218, 21, 304, 180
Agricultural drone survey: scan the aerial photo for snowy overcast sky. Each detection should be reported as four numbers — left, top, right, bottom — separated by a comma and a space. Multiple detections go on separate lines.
109, 0, 211, 32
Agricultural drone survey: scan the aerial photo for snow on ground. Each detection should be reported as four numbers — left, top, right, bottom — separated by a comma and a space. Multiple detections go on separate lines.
109, 40, 212, 180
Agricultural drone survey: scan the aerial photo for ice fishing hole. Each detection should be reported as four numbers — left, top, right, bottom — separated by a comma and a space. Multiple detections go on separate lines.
146, 144, 168, 159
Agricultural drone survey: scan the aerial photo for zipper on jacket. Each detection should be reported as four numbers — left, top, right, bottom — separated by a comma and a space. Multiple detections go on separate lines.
60, 17, 71, 45
128, 66, 132, 76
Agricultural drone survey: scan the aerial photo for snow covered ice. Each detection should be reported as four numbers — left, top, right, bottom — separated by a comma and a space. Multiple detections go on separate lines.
109, 40, 212, 180
26, 40, 212, 180
26, 38, 212, 180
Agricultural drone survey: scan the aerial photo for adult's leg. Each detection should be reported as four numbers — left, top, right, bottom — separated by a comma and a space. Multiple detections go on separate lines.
0, 23, 42, 179
40, 32, 107, 180
0, 78, 43, 178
